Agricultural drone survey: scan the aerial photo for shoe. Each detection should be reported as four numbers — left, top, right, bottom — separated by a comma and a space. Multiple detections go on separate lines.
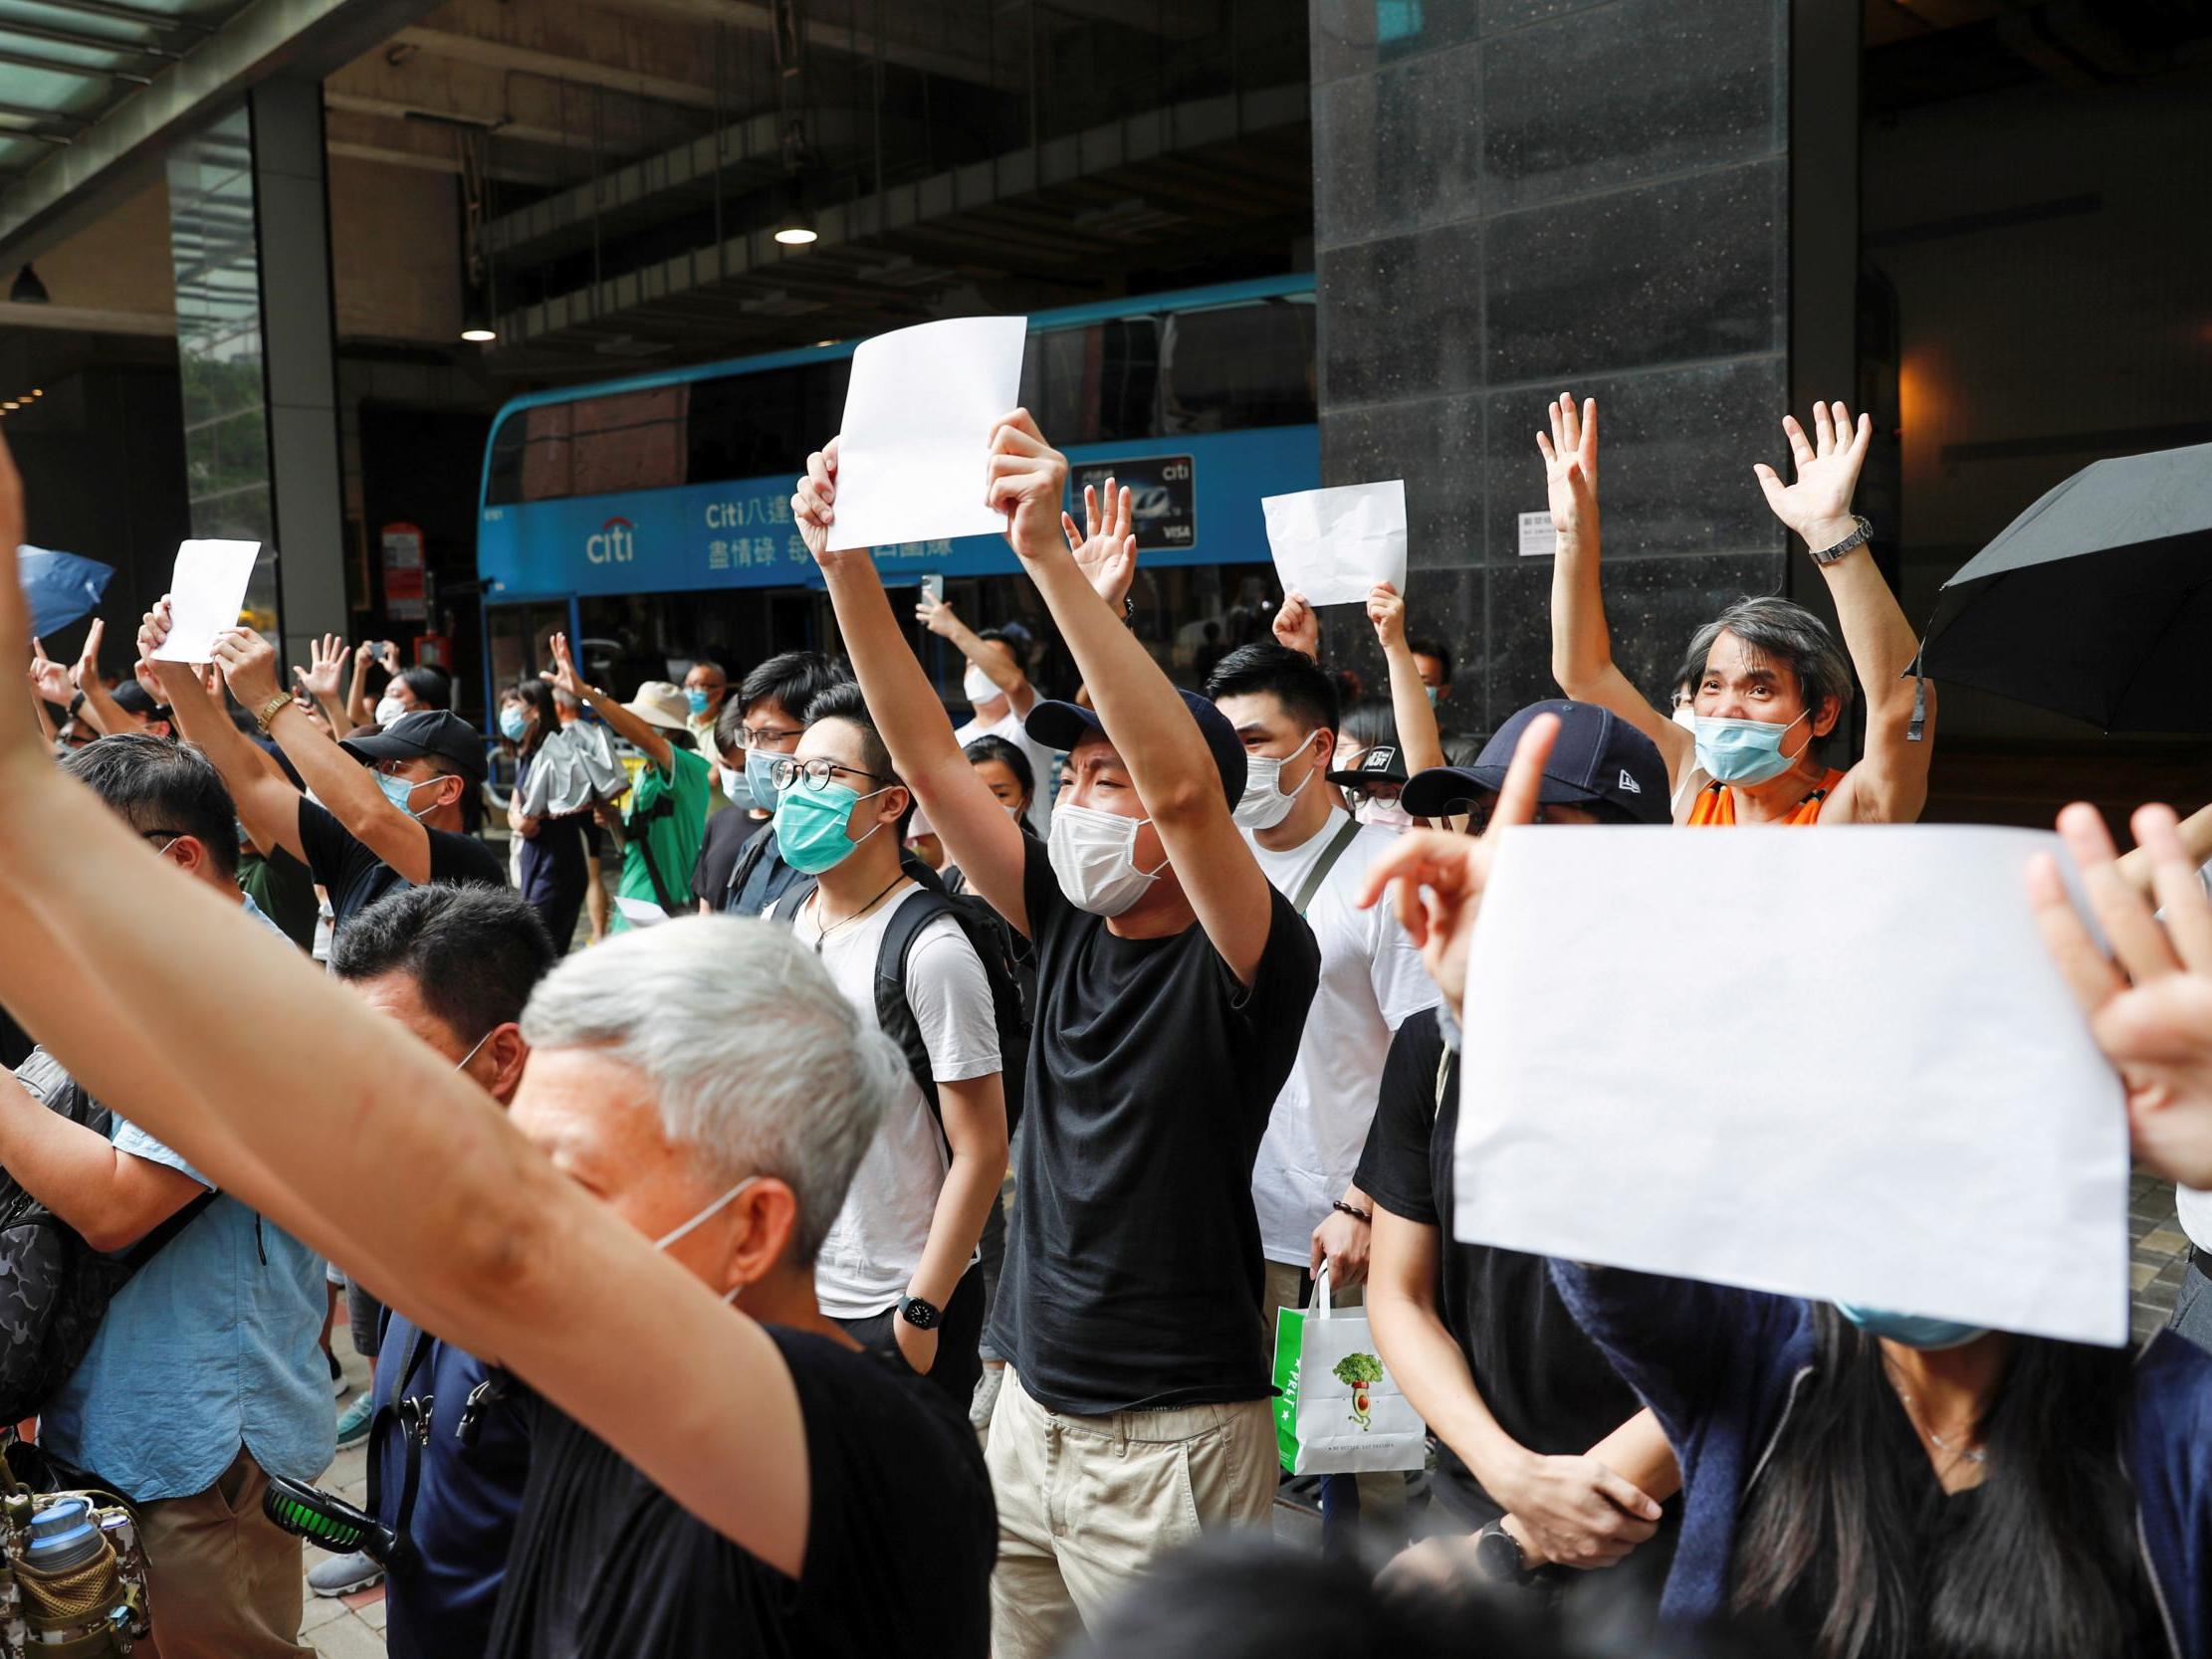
969, 1365, 1004, 1432
327, 1348, 346, 1399
307, 1549, 384, 1598
335, 1391, 375, 1448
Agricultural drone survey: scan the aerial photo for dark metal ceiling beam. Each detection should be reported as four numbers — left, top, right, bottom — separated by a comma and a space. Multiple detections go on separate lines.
13, 0, 211, 35
0, 41, 153, 81
0, 14, 181, 58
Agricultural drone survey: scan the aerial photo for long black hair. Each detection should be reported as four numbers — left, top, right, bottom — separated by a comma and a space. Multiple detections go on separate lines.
1729, 1306, 2142, 1659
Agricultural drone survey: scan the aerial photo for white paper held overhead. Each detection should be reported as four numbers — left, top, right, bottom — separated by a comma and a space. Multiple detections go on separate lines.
826, 316, 1028, 553
150, 539, 261, 663
1261, 481, 1408, 607
1454, 826, 2129, 1348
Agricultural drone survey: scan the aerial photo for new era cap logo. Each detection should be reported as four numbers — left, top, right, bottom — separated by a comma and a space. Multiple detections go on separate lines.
1617, 769, 1642, 793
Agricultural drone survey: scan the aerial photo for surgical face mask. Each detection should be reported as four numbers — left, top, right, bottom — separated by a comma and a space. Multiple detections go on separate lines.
686, 688, 713, 717
374, 769, 441, 819
1048, 801, 1165, 917
722, 765, 755, 809
1835, 1302, 1990, 1351
498, 708, 530, 742
744, 747, 781, 807
1424, 685, 1439, 708
963, 663, 999, 707
453, 1027, 495, 1080
1004, 800, 1025, 823
374, 695, 408, 726
1356, 796, 1416, 832
1232, 730, 1322, 831
773, 776, 890, 875
653, 1175, 761, 1306
1671, 701, 1697, 732
1692, 711, 1809, 787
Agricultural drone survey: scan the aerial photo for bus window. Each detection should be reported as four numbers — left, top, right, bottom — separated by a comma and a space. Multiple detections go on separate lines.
486, 387, 685, 505
686, 361, 850, 487
1161, 301, 1317, 434
1021, 318, 1161, 444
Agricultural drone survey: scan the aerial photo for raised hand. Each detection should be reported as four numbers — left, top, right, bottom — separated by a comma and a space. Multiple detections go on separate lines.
294, 632, 346, 701
792, 437, 846, 564
27, 637, 71, 706
2031, 801, 2212, 1189
1755, 400, 1870, 549
915, 590, 960, 638
985, 410, 1070, 560
1367, 582, 1407, 653
377, 640, 402, 676
209, 627, 282, 707
1534, 393, 1599, 541
542, 632, 588, 703
1355, 713, 1560, 1016
1273, 590, 1319, 660
72, 617, 105, 691
1062, 480, 1137, 611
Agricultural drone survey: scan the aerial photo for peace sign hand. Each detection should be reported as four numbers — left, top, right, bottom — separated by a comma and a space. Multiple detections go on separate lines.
1355, 713, 1561, 1018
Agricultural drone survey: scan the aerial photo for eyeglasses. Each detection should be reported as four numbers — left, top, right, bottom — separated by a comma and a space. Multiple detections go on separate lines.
739, 725, 804, 751
769, 757, 890, 793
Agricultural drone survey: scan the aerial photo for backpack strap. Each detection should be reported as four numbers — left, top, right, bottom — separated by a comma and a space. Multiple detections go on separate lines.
873, 889, 958, 1119
721, 823, 774, 913
365, 1323, 440, 1575
1433, 1039, 1452, 1122
119, 1188, 219, 1272
1291, 814, 1365, 917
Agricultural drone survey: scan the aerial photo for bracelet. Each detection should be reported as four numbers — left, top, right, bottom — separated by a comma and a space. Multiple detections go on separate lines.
252, 691, 292, 733
1809, 514, 1874, 566
66, 691, 85, 718
1332, 1200, 1372, 1225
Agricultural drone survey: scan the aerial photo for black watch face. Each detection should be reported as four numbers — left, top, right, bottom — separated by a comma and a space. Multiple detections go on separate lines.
902, 1298, 940, 1330
1473, 1527, 1524, 1581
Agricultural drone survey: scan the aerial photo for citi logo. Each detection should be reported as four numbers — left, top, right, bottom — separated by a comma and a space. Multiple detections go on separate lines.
586, 518, 636, 564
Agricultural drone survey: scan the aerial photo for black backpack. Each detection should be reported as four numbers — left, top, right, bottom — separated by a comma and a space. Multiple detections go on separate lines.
774, 876, 1031, 1140
0, 1052, 216, 1422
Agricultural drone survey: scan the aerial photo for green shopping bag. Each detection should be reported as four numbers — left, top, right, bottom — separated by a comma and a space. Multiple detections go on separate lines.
1272, 1300, 1305, 1474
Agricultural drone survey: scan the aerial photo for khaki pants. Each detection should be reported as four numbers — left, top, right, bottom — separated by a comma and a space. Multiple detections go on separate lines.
987, 1369, 1274, 1659
134, 1447, 312, 1659
1261, 1260, 1410, 1541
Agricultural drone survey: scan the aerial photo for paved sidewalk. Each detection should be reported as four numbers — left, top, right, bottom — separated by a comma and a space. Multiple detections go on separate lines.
300, 1345, 386, 1657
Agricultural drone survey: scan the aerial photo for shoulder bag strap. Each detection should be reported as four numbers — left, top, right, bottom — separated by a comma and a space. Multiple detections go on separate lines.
1291, 814, 1365, 918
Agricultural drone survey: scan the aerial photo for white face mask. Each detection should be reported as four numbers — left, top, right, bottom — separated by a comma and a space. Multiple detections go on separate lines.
1670, 702, 1697, 732
1356, 796, 1416, 832
1003, 800, 1025, 823
651, 1175, 761, 1306
1231, 730, 1322, 832
963, 664, 999, 708
374, 695, 408, 726
1047, 801, 1165, 917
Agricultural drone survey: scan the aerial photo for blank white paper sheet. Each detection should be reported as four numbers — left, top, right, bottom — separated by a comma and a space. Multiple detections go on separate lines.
1262, 480, 1407, 607
827, 316, 1028, 553
150, 539, 261, 664
1454, 825, 2129, 1347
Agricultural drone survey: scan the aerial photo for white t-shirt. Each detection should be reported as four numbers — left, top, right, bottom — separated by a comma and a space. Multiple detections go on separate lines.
2171, 862, 2212, 1251
954, 704, 1055, 838
1246, 811, 1438, 1265
787, 883, 1002, 1317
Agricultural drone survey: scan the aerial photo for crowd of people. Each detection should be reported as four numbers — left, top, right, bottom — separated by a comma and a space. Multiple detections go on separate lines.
6, 386, 2212, 1659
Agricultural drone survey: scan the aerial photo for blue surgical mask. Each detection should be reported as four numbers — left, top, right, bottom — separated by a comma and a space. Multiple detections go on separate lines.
1835, 1302, 1990, 1350
722, 765, 754, 809
1424, 685, 1439, 708
1692, 711, 1809, 786
686, 688, 712, 717
498, 708, 529, 742
773, 777, 890, 875
744, 747, 780, 807
374, 769, 439, 819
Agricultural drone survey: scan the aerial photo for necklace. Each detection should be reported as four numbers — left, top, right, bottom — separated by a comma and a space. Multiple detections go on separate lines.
1891, 1386, 1988, 1464
806, 875, 905, 952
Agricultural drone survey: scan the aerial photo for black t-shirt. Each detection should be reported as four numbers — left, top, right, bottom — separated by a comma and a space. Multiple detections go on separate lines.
484, 1327, 995, 1659
1354, 1007, 1645, 1529
988, 835, 1320, 1415
296, 796, 508, 929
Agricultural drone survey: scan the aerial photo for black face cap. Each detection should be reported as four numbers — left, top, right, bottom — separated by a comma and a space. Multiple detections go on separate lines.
1325, 743, 1407, 788
339, 710, 490, 783
1025, 690, 1246, 808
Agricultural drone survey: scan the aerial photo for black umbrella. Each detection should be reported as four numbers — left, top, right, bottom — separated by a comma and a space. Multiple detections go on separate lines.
1917, 440, 2212, 732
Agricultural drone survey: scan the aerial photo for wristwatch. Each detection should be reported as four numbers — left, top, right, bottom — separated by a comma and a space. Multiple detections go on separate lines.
898, 1294, 942, 1332
1809, 514, 1874, 566
252, 691, 293, 733
1472, 1521, 1534, 1584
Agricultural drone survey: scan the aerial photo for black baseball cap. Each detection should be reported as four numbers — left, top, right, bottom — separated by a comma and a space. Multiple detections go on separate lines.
1399, 699, 1667, 824
1025, 690, 1246, 809
1325, 742, 1408, 789
340, 710, 490, 783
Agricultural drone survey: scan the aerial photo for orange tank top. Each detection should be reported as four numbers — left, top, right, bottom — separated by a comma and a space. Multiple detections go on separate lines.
1687, 768, 1848, 827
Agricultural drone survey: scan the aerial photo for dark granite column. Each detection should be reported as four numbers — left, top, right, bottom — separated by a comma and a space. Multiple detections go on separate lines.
1309, 0, 1808, 740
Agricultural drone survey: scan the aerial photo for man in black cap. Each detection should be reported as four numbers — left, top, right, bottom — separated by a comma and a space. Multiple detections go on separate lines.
1356, 700, 1679, 1603
140, 601, 505, 932
795, 417, 1320, 1659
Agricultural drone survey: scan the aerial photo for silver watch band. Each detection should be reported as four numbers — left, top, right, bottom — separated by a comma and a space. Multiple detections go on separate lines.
1810, 514, 1874, 566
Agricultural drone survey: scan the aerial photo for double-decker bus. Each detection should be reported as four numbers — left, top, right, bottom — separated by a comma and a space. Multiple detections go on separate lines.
476, 273, 1317, 709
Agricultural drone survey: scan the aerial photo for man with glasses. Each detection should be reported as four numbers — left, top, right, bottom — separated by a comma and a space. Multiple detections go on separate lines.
693, 650, 850, 918
139, 600, 505, 935
765, 681, 1008, 1407
0, 733, 330, 1656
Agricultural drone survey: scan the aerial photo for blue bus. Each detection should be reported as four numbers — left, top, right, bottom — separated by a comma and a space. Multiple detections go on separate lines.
476, 274, 1317, 711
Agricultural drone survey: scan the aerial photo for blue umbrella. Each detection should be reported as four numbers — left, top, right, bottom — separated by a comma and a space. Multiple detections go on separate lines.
16, 546, 113, 638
